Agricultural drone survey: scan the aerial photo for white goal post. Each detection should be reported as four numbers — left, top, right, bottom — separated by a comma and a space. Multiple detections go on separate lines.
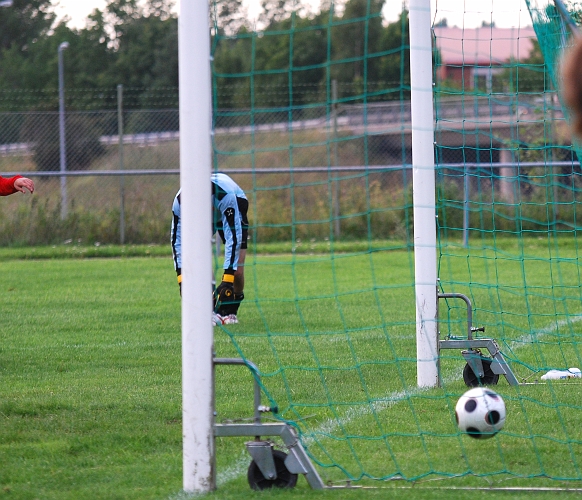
179, 0, 215, 493
409, 0, 439, 388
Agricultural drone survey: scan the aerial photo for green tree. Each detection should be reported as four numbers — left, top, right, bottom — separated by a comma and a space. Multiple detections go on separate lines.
376, 8, 409, 99
0, 0, 59, 105
252, 12, 330, 107
213, 0, 247, 35
111, 15, 177, 88
57, 0, 179, 106
0, 23, 77, 95
0, 0, 55, 52
73, 10, 117, 90
212, 32, 254, 109
259, 0, 294, 26
330, 0, 384, 95
212, 2, 414, 108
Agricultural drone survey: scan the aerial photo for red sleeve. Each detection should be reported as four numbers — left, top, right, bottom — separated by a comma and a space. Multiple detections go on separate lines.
0, 175, 22, 196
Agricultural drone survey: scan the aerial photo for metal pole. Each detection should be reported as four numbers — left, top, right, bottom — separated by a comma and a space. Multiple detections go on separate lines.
409, 0, 439, 388
463, 162, 469, 247
179, 0, 215, 492
550, 93, 559, 225
332, 79, 340, 239
117, 84, 126, 244
58, 41, 69, 221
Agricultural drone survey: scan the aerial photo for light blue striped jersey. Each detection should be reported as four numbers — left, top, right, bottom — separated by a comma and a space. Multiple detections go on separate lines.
171, 173, 247, 273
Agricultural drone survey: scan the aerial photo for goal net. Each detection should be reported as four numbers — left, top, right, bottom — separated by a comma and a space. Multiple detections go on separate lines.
209, 0, 582, 488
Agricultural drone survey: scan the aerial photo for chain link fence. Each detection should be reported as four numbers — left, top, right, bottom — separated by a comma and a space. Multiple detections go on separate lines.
0, 88, 573, 246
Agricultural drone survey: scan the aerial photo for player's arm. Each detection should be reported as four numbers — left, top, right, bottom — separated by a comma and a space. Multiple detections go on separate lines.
0, 175, 32, 196
214, 196, 242, 308
171, 195, 182, 291
220, 197, 243, 274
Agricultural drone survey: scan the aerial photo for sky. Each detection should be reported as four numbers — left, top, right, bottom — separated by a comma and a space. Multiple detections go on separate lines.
54, 0, 533, 29
53, 0, 108, 28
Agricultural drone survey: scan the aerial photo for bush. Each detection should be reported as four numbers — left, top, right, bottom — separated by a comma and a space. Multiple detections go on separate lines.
20, 112, 106, 171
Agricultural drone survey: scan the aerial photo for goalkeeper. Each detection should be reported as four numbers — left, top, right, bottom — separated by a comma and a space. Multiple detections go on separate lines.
171, 173, 248, 325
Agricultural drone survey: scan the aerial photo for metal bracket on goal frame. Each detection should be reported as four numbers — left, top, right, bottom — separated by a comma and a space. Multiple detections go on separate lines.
213, 357, 325, 490
437, 292, 519, 386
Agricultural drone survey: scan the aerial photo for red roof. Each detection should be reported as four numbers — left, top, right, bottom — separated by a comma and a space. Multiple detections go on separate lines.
433, 26, 537, 66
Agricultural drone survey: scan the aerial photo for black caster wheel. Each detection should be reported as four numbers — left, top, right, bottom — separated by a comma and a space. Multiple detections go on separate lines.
463, 357, 499, 387
247, 449, 298, 490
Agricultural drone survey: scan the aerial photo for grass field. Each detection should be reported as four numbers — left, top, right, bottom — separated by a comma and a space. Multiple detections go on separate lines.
1, 244, 582, 499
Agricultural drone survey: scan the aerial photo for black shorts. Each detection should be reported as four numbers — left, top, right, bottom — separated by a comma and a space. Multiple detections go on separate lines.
217, 197, 249, 250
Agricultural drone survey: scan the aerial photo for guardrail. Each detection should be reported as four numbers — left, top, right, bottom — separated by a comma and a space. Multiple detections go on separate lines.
0, 95, 564, 157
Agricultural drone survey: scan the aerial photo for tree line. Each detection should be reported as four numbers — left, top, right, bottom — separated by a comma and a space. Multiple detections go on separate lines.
0, 1, 546, 144
0, 0, 413, 112
0, 0, 547, 112
0, 0, 178, 111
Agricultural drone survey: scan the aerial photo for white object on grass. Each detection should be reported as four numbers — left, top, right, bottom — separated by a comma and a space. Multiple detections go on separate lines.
540, 367, 582, 380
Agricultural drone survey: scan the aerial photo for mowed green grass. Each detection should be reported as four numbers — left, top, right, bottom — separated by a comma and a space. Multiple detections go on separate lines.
0, 257, 183, 499
0, 249, 582, 499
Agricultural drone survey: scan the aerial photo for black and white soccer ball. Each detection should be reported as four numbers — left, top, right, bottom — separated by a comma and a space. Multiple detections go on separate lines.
455, 387, 506, 439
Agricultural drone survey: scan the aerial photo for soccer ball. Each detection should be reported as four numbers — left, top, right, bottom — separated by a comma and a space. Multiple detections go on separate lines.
455, 387, 506, 439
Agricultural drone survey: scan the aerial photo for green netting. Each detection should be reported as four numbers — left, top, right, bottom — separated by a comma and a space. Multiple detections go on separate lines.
210, 0, 582, 489
527, 0, 569, 81
526, 0, 577, 91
